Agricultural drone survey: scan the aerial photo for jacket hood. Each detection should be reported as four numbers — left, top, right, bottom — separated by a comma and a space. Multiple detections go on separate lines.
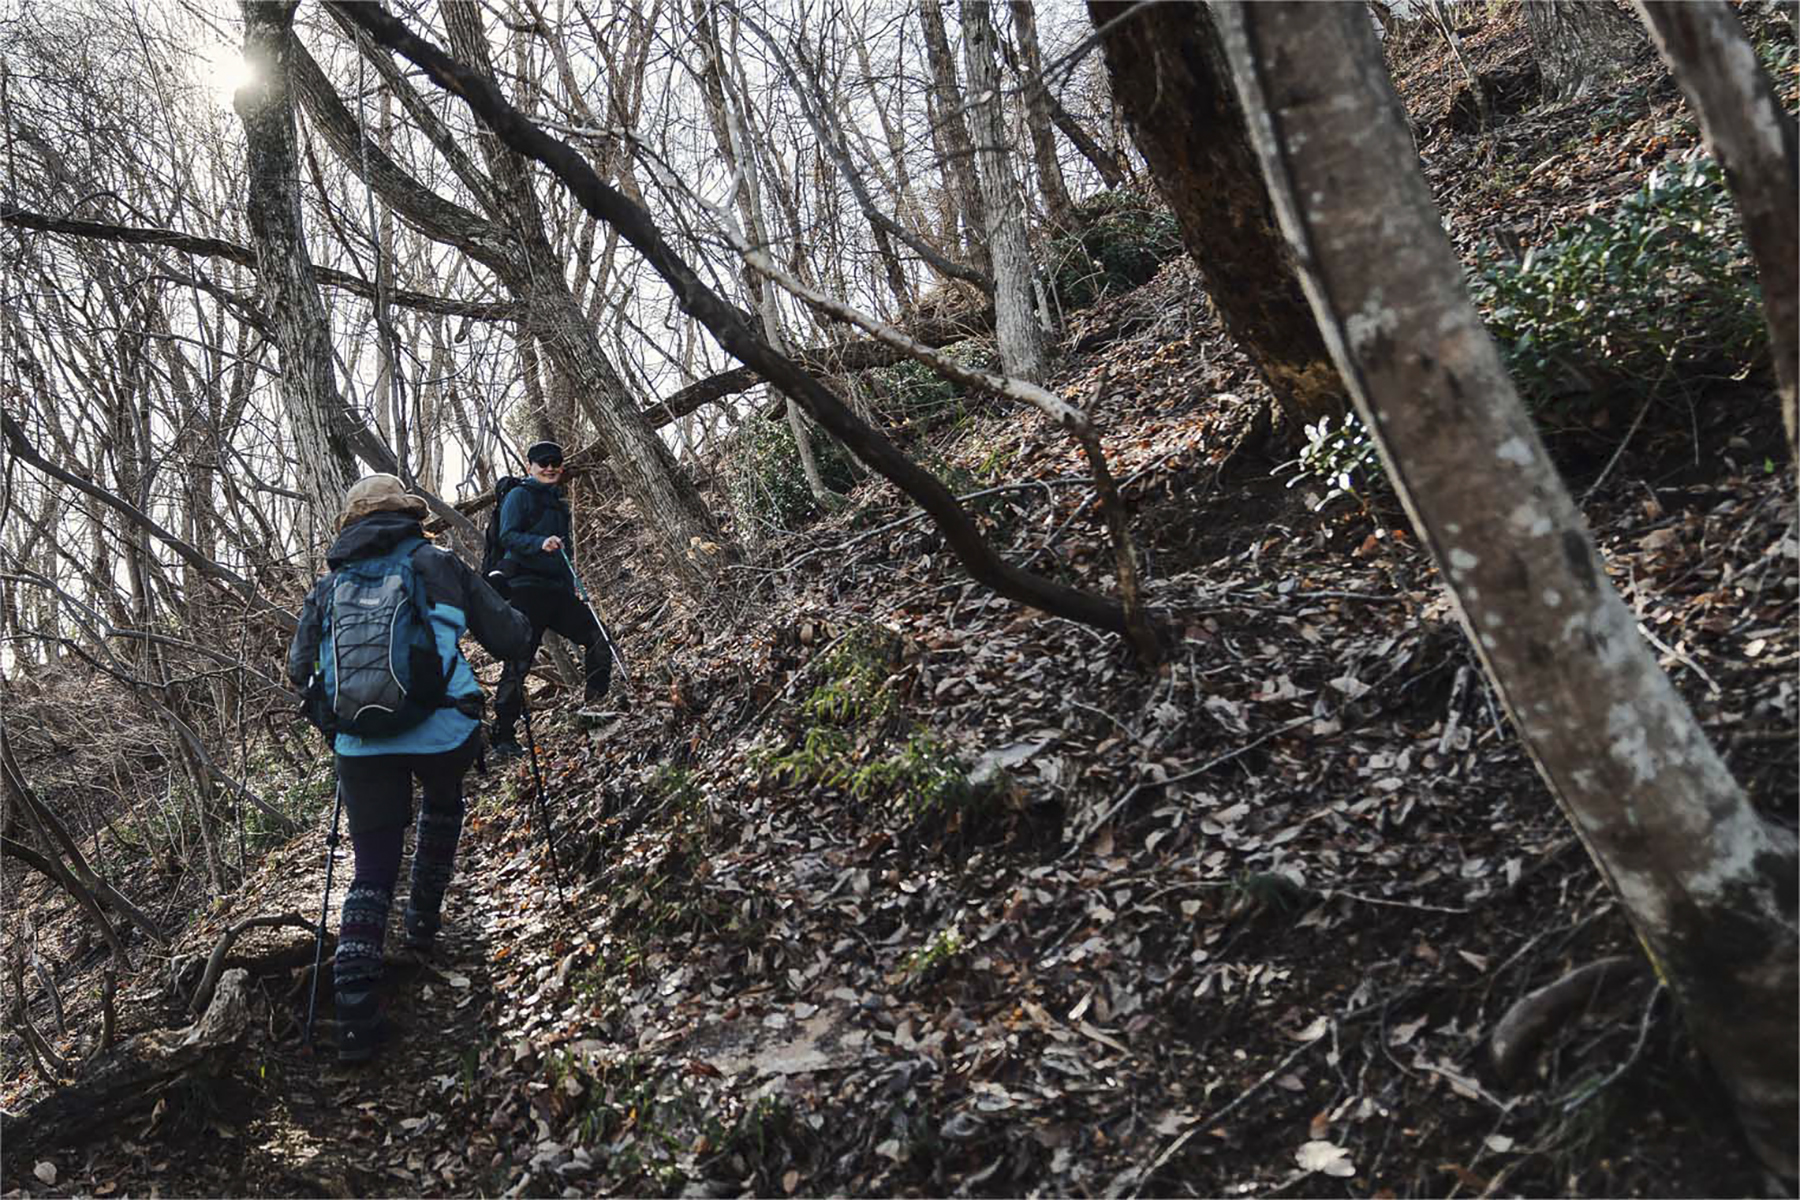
327, 511, 428, 568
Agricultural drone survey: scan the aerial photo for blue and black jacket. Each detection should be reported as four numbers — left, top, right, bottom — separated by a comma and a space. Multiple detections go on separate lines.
287, 511, 531, 756
498, 477, 577, 591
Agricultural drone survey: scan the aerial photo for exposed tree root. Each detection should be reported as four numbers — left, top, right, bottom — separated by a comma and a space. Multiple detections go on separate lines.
0, 968, 253, 1167
1489, 954, 1651, 1082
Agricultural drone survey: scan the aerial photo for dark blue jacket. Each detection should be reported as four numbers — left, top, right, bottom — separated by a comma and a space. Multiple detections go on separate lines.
499, 478, 576, 591
288, 512, 531, 755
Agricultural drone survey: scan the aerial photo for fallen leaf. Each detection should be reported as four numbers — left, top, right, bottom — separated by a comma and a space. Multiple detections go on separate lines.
1295, 1139, 1355, 1177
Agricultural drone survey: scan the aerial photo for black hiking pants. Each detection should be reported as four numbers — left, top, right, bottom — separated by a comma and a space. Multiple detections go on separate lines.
333, 728, 481, 993
492, 584, 609, 744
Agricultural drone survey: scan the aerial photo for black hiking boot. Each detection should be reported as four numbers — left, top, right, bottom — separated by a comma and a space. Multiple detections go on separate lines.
402, 908, 440, 954
489, 739, 525, 763
336, 988, 388, 1065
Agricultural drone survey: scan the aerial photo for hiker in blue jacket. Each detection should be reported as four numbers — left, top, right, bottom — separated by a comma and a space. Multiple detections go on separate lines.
287, 474, 530, 1062
489, 441, 611, 759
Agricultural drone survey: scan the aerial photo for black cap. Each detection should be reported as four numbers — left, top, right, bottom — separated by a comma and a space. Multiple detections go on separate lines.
526, 441, 565, 465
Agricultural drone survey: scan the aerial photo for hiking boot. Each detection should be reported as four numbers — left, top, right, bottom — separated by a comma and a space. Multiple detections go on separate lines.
402, 908, 440, 953
489, 739, 525, 763
336, 988, 388, 1065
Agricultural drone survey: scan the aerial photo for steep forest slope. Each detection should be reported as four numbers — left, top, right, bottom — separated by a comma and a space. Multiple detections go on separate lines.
2, 7, 1795, 1198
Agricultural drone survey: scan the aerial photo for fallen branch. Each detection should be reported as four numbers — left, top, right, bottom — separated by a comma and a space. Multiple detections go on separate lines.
189, 912, 318, 1015
1489, 955, 1651, 1082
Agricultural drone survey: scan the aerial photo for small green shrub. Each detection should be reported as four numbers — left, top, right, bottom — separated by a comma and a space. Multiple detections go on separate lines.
1471, 156, 1766, 423
1047, 190, 1184, 309
801, 624, 903, 726
647, 763, 702, 813
847, 732, 975, 821
901, 925, 964, 977
755, 725, 853, 786
1279, 413, 1385, 510
869, 340, 997, 431
728, 412, 857, 531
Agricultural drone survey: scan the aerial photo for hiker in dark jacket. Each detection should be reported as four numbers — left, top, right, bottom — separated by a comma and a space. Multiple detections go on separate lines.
489, 441, 611, 759
287, 474, 530, 1063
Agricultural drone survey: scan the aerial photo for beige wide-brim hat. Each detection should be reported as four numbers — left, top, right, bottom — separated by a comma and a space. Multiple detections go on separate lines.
339, 474, 429, 529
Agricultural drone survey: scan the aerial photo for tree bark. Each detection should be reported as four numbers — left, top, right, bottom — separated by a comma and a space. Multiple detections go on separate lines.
1210, 1, 1799, 1177
961, 0, 1049, 383
919, 0, 993, 278
1088, 0, 1346, 436
1629, 0, 1799, 469
1046, 92, 1128, 190
232, 0, 356, 519
1525, 0, 1649, 102
1009, 1, 1075, 230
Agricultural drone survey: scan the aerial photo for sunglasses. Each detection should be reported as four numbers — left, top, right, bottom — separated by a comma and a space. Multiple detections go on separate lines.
534, 460, 564, 470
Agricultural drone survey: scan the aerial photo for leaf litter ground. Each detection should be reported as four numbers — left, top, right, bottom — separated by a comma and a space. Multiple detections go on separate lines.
4, 9, 1796, 1198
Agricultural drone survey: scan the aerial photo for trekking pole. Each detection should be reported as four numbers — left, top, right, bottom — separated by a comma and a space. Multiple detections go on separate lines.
518, 702, 566, 907
557, 547, 629, 686
303, 773, 345, 1049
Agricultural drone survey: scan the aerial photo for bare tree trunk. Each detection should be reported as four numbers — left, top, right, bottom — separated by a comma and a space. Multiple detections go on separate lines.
1629, 0, 1798, 468
1047, 92, 1128, 190
1525, 0, 1649, 102
961, 0, 1049, 383
232, 0, 356, 519
1008, 0, 1075, 229
1210, 1, 1799, 1177
1089, 0, 1345, 437
919, 0, 992, 278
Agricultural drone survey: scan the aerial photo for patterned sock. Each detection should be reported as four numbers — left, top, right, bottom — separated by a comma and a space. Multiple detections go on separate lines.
335, 880, 393, 993
405, 801, 464, 941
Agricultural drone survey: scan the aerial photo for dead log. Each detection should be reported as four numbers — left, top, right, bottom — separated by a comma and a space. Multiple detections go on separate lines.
0, 968, 252, 1166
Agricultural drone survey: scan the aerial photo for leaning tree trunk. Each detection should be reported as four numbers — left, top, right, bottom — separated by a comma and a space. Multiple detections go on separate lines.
1208, 1, 1799, 1177
233, 0, 356, 520
961, 0, 1049, 383
1525, 0, 1649, 102
1088, 0, 1345, 437
329, 0, 1142, 644
919, 0, 992, 280
1629, 0, 1799, 469
1009, 0, 1075, 230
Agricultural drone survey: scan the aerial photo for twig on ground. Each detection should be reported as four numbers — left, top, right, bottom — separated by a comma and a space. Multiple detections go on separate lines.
1129, 1033, 1324, 1198
1561, 981, 1666, 1114
1063, 714, 1315, 859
